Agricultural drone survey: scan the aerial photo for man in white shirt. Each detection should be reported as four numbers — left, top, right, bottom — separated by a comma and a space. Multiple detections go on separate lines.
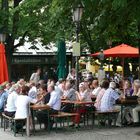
92, 79, 101, 97
36, 84, 61, 129
100, 82, 120, 112
28, 82, 37, 99
55, 79, 66, 96
4, 84, 21, 117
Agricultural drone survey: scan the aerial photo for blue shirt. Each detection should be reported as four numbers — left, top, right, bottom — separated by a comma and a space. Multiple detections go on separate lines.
100, 88, 119, 111
0, 91, 8, 111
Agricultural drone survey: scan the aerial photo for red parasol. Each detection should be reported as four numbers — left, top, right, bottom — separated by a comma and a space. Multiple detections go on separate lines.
90, 43, 139, 78
90, 43, 139, 58
0, 43, 9, 84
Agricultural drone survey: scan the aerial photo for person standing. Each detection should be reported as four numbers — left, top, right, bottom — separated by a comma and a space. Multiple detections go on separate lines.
30, 68, 41, 84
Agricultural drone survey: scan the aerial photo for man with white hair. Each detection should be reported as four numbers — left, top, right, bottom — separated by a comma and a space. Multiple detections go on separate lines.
100, 82, 120, 112
28, 81, 37, 99
4, 84, 21, 117
36, 84, 61, 129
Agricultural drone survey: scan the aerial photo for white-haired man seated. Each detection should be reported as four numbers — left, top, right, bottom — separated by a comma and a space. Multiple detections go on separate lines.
100, 82, 120, 112
4, 84, 21, 117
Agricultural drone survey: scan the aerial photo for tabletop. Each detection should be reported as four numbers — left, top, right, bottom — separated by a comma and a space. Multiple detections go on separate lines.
30, 104, 50, 110
117, 98, 138, 105
61, 100, 95, 105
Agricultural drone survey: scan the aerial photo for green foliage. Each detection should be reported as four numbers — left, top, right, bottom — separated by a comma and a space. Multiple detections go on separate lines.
0, 0, 140, 52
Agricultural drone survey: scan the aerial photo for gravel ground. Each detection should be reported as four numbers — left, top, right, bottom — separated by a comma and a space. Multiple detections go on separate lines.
0, 126, 140, 140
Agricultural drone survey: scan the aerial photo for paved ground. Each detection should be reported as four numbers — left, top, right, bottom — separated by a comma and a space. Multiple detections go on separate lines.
0, 126, 140, 140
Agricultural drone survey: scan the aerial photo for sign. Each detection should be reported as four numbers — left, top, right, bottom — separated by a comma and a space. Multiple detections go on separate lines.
73, 43, 80, 56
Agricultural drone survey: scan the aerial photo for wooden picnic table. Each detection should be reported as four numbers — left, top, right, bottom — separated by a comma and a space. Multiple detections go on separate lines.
29, 104, 51, 136
31, 104, 50, 110
117, 98, 138, 105
61, 100, 95, 105
116, 98, 138, 126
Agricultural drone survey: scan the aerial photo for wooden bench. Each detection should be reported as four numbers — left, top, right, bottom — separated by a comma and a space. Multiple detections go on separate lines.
0, 112, 3, 127
2, 113, 14, 131
93, 110, 119, 127
2, 113, 26, 136
50, 112, 78, 131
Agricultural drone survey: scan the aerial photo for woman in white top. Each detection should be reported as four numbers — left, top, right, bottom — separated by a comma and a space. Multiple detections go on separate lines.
14, 85, 43, 131
15, 86, 36, 119
76, 82, 92, 102
73, 82, 93, 127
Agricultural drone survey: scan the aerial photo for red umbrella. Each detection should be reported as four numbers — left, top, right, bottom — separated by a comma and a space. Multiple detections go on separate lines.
90, 43, 139, 58
0, 43, 9, 84
90, 43, 139, 78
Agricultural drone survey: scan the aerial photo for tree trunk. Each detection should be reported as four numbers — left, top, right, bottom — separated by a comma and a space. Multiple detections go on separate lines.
4, 0, 23, 81
5, 35, 14, 81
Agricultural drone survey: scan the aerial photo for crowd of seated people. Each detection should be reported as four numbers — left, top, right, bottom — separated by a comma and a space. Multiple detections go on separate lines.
0, 71, 140, 132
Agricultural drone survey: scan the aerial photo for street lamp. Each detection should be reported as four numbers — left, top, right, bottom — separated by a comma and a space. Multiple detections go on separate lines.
107, 39, 112, 77
98, 49, 105, 83
72, 4, 84, 91
98, 49, 104, 69
0, 33, 6, 43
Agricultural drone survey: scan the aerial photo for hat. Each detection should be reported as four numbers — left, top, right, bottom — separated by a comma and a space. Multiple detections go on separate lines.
109, 82, 116, 89
84, 78, 89, 82
79, 82, 84, 88
0, 85, 4, 90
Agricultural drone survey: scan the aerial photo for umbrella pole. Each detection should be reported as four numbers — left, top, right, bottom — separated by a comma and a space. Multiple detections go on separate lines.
138, 24, 140, 79
122, 58, 124, 80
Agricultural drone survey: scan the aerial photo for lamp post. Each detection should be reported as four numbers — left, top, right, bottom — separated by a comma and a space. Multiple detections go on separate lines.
72, 4, 83, 91
107, 39, 112, 77
98, 49, 105, 83
0, 33, 6, 43
98, 49, 104, 69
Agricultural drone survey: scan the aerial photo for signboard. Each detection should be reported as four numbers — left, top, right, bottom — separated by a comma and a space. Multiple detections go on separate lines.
73, 43, 80, 56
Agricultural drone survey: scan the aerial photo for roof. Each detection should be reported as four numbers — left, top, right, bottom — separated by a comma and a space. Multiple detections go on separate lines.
13, 39, 73, 55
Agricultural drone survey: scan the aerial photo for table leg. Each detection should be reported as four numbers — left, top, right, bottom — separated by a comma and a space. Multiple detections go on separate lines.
120, 105, 123, 127
32, 110, 36, 135
26, 116, 30, 137
47, 110, 50, 132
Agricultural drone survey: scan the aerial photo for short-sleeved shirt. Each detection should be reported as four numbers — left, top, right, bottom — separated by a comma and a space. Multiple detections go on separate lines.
94, 88, 106, 110
28, 86, 37, 99
92, 87, 101, 96
15, 95, 37, 119
0, 91, 8, 110
5, 91, 18, 112
63, 88, 76, 101
47, 90, 61, 111
100, 88, 119, 111
80, 90, 92, 102
30, 73, 40, 84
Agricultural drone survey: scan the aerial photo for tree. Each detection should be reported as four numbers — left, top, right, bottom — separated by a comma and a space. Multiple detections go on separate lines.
1, 0, 140, 79
0, 0, 52, 79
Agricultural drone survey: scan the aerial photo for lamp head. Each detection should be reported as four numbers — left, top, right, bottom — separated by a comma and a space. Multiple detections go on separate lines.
72, 3, 84, 22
